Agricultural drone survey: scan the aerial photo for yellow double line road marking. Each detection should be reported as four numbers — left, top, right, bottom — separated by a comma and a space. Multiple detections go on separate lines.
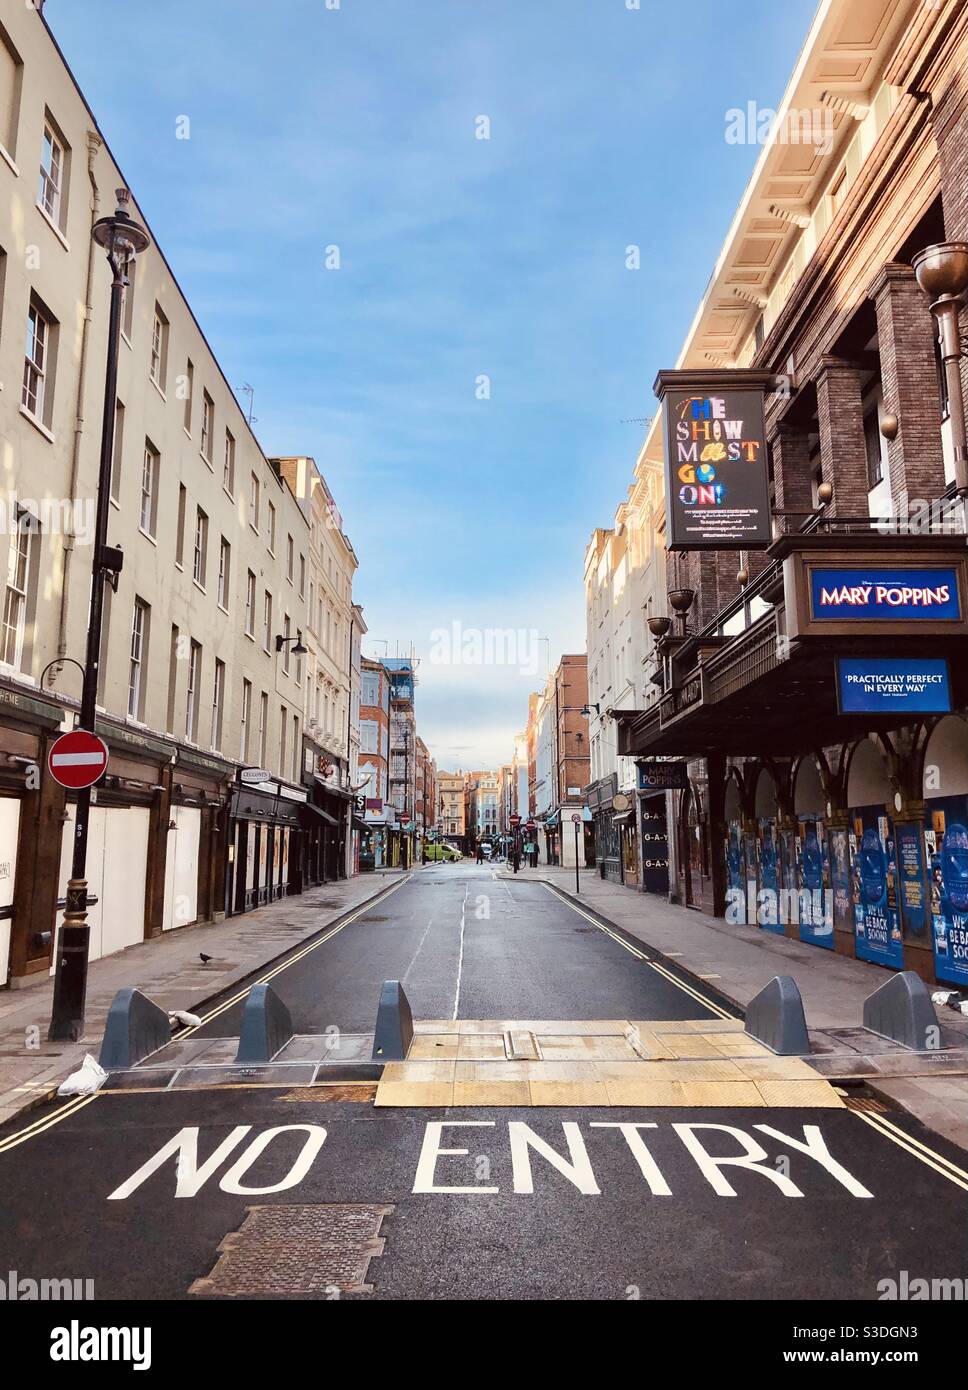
541, 881, 735, 1021
0, 1093, 100, 1157
854, 1109, 968, 1193
174, 873, 412, 1038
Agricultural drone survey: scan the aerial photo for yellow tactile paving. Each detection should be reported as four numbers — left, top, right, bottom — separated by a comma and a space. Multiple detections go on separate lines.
372, 1020, 844, 1108
456, 1034, 508, 1061
652, 1033, 727, 1059
453, 1079, 532, 1106
753, 1079, 845, 1109
528, 1079, 610, 1106
537, 1035, 642, 1062
408, 1035, 462, 1060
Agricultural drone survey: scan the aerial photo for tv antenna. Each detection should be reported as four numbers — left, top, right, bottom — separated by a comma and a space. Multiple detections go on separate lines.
237, 383, 258, 425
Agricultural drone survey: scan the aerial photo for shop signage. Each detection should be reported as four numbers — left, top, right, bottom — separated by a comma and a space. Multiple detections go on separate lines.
637, 760, 689, 791
835, 658, 952, 715
47, 730, 108, 790
612, 792, 633, 814
240, 768, 272, 785
656, 375, 771, 552
810, 567, 961, 622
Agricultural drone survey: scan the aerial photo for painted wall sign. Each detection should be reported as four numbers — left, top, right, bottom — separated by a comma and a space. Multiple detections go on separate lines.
637, 760, 689, 792
658, 383, 771, 551
810, 567, 961, 622
836, 658, 952, 715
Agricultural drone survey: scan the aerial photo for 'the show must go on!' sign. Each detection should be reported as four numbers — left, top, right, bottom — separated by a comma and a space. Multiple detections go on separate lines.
655, 369, 774, 552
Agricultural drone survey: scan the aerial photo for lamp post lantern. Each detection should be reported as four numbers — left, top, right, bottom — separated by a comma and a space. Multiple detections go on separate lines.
48, 190, 150, 1042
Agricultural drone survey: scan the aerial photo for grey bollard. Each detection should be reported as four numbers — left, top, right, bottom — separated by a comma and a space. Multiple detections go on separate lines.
371, 980, 414, 1061
863, 971, 939, 1051
745, 975, 810, 1055
99, 987, 172, 1070
235, 983, 293, 1063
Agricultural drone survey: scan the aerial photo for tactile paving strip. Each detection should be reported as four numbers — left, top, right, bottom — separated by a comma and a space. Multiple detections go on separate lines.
190, 1204, 392, 1297
374, 1019, 845, 1108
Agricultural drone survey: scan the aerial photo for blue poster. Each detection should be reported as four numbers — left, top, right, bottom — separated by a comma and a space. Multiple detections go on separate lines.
925, 799, 968, 987
758, 819, 783, 934
894, 822, 929, 937
829, 827, 852, 934
811, 567, 960, 621
725, 822, 746, 923
798, 818, 833, 948
851, 809, 903, 968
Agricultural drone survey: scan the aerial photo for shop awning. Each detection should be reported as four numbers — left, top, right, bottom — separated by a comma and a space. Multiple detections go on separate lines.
302, 804, 339, 827
351, 815, 368, 832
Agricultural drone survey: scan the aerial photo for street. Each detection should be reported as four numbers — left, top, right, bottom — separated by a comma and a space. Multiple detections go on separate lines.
2, 864, 965, 1303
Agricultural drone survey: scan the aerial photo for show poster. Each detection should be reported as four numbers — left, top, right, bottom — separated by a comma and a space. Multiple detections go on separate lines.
894, 821, 929, 938
758, 819, 783, 934
726, 822, 746, 922
798, 817, 833, 949
924, 800, 968, 987
829, 827, 852, 934
851, 809, 903, 969
660, 386, 771, 551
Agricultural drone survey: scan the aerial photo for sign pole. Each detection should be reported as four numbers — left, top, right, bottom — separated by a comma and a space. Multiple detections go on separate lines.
48, 230, 132, 1041
573, 814, 582, 894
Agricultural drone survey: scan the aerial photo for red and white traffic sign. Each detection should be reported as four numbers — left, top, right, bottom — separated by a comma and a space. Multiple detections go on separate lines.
48, 730, 109, 790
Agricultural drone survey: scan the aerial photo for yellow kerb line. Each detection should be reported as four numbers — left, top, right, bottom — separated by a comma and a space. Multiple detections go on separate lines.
0, 1093, 100, 1156
541, 882, 735, 1021
175, 874, 412, 1037
854, 1110, 968, 1192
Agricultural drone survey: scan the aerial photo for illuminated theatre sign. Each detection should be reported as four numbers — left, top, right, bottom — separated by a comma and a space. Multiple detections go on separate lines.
655, 369, 774, 552
810, 568, 962, 622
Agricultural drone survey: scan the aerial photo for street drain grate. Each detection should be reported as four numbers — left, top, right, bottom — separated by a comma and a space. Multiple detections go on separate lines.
842, 1093, 890, 1114
190, 1204, 393, 1297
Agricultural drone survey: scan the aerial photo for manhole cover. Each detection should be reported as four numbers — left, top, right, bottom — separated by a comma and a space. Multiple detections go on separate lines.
190, 1204, 392, 1297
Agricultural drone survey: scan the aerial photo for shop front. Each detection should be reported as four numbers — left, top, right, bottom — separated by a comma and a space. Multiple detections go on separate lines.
226, 778, 305, 916
586, 775, 623, 884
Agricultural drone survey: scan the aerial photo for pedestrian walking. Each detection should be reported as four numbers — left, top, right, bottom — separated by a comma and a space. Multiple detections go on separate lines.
476, 841, 484, 864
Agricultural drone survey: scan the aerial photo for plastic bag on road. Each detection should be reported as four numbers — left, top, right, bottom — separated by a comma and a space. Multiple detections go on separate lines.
57, 1053, 107, 1097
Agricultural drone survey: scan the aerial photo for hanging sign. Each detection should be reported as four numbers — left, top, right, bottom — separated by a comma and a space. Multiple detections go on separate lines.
836, 658, 952, 715
655, 370, 772, 552
811, 568, 961, 623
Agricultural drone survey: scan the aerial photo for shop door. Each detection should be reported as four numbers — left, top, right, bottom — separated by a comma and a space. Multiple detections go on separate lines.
0, 796, 21, 985
257, 825, 270, 906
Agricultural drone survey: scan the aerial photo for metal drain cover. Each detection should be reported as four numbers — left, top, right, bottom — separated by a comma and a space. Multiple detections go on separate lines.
190, 1204, 393, 1297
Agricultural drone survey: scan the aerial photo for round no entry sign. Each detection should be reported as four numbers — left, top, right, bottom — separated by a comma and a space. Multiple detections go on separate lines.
48, 730, 109, 790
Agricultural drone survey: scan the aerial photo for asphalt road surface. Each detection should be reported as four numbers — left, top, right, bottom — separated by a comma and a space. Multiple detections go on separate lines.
1, 865, 966, 1302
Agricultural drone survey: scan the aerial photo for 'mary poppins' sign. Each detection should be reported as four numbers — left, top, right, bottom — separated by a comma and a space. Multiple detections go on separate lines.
655, 370, 773, 552
810, 567, 961, 622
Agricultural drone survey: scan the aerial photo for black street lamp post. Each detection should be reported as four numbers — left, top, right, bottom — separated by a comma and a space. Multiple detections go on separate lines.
48, 190, 150, 1042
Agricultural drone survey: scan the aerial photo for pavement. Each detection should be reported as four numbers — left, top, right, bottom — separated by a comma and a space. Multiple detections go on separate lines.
1, 863, 966, 1305
0, 868, 409, 1126
501, 863, 968, 1149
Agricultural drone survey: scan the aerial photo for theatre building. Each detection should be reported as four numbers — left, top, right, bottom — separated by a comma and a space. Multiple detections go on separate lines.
612, 0, 968, 988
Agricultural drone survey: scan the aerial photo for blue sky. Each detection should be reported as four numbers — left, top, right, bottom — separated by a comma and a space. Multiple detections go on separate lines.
47, 0, 817, 770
